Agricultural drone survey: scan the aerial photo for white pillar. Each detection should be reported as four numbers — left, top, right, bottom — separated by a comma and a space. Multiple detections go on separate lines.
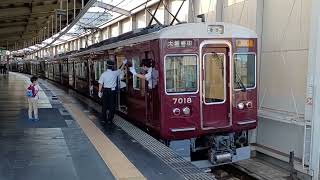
145, 9, 151, 26
188, 0, 195, 23
164, 0, 170, 25
118, 22, 122, 35
307, 0, 320, 179
107, 27, 112, 39
216, 0, 223, 22
131, 15, 137, 30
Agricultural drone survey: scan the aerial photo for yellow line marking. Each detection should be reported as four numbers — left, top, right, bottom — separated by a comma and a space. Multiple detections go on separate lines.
64, 103, 146, 180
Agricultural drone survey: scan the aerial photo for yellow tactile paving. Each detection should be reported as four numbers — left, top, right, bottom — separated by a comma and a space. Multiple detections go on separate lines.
64, 103, 146, 180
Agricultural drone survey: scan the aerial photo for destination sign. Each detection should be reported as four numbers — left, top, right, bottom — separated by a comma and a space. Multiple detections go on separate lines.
167, 40, 194, 48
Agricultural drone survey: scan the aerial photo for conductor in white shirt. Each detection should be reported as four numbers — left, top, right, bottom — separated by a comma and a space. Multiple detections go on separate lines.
98, 59, 127, 124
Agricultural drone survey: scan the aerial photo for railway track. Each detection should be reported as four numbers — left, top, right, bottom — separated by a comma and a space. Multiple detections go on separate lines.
211, 164, 258, 180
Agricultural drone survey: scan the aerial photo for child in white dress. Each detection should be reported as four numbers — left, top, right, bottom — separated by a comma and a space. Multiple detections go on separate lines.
26, 76, 40, 121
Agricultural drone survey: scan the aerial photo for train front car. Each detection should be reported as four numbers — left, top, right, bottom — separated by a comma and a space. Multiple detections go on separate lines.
159, 23, 258, 166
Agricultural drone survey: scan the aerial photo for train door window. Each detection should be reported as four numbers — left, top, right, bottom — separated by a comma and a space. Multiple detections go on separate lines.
203, 53, 226, 104
63, 61, 68, 73
80, 63, 83, 77
94, 61, 98, 80
132, 56, 142, 90
79, 62, 87, 78
102, 61, 107, 72
165, 55, 198, 94
68, 62, 73, 74
75, 63, 80, 76
94, 61, 103, 81
233, 54, 256, 89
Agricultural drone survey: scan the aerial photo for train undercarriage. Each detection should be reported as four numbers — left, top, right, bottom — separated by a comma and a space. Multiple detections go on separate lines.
168, 131, 251, 167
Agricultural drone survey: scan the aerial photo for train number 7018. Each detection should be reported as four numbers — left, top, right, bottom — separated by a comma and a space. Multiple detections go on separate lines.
173, 97, 192, 104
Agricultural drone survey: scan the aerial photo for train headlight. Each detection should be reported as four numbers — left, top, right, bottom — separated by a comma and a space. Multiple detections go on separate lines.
173, 108, 181, 116
246, 101, 253, 108
182, 107, 191, 115
237, 102, 245, 110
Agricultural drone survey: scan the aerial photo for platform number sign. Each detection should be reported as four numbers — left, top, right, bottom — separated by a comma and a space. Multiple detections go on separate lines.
173, 97, 192, 104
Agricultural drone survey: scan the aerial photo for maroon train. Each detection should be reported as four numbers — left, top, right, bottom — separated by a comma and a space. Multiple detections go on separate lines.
24, 22, 258, 166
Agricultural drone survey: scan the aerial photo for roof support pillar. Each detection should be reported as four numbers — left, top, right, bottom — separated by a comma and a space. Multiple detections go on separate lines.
216, 0, 223, 22
131, 15, 137, 30
66, 0, 69, 25
74, 0, 76, 19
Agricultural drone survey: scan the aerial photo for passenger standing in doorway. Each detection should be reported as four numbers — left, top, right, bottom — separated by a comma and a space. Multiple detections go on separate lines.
98, 59, 127, 124
119, 67, 127, 109
129, 59, 158, 89
26, 76, 40, 121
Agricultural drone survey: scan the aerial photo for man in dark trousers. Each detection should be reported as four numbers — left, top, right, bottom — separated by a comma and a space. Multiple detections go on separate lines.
98, 59, 127, 124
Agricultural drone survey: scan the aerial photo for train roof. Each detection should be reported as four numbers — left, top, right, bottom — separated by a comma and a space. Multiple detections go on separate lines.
70, 22, 257, 57
158, 22, 257, 39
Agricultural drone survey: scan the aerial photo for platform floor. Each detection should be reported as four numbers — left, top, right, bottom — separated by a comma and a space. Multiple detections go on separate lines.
0, 72, 214, 180
0, 73, 115, 180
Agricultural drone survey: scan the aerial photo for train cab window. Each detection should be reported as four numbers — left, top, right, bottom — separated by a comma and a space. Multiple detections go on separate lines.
204, 53, 226, 104
165, 55, 197, 94
234, 54, 256, 89
132, 56, 142, 90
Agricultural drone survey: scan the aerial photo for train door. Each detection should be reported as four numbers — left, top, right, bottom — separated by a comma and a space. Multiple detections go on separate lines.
200, 42, 231, 129
145, 51, 159, 127
115, 55, 128, 113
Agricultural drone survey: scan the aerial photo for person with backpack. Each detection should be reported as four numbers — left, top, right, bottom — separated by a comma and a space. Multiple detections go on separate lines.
26, 76, 40, 121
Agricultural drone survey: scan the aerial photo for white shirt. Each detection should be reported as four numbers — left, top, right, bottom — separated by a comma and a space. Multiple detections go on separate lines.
145, 68, 158, 89
26, 83, 40, 100
119, 70, 126, 89
98, 69, 121, 89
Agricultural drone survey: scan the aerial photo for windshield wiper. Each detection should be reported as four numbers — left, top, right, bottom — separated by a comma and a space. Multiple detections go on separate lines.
235, 72, 247, 92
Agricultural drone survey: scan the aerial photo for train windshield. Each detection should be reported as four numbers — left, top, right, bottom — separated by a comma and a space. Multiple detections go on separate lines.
234, 54, 256, 89
165, 55, 198, 93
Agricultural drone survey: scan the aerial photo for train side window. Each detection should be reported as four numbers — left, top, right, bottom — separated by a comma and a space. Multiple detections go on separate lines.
233, 54, 256, 89
132, 56, 141, 90
165, 55, 198, 94
204, 53, 226, 104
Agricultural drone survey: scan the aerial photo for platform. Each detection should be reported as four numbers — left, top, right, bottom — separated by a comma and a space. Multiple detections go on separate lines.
0, 72, 215, 180
0, 73, 115, 180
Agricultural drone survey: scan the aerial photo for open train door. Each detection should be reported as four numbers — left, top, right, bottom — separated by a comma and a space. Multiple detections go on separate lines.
200, 41, 231, 129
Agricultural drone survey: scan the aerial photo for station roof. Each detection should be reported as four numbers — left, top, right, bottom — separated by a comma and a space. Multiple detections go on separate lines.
0, 0, 89, 50
10, 0, 158, 55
